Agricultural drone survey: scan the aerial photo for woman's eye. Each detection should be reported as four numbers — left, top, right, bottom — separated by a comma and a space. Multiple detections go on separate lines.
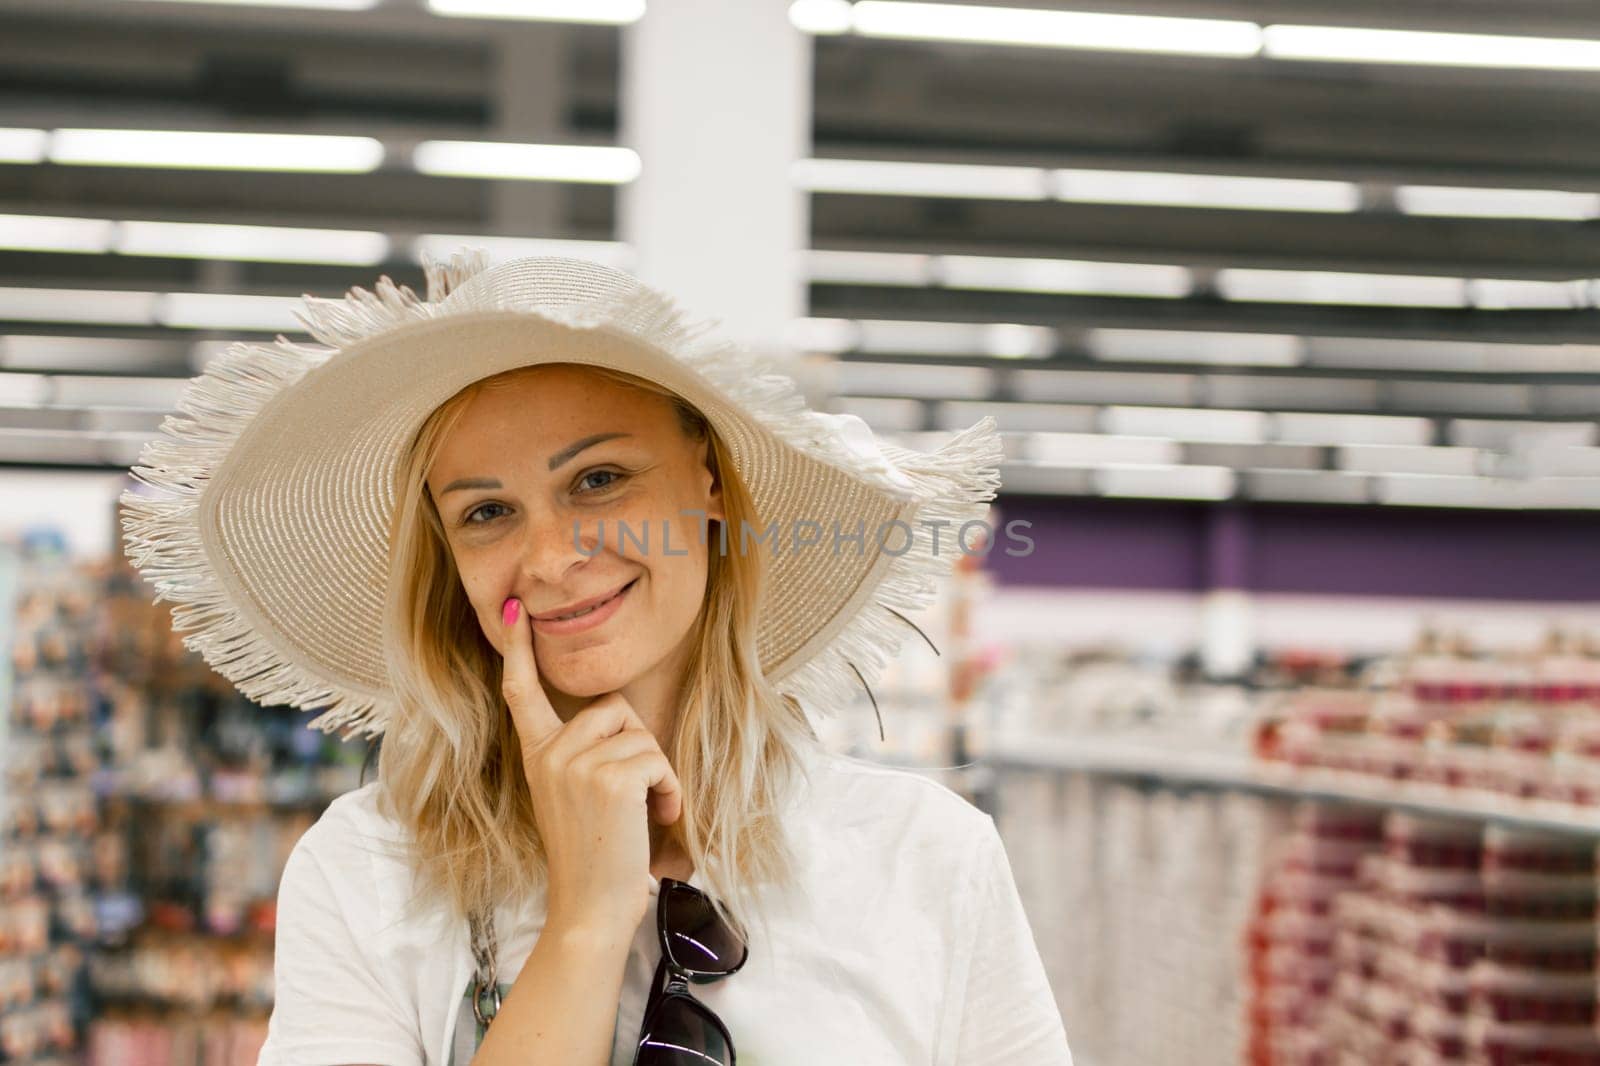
577, 469, 625, 493
464, 502, 505, 528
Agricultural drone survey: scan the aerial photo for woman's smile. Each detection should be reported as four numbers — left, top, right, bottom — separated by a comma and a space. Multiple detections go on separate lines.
530, 576, 639, 636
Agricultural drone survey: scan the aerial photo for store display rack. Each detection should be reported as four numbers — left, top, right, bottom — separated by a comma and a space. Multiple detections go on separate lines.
983, 735, 1600, 838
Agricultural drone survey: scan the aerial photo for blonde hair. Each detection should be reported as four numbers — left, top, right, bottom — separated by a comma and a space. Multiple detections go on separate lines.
374, 361, 821, 950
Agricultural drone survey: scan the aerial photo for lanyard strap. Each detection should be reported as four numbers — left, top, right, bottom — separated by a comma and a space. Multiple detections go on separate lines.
467, 906, 502, 1028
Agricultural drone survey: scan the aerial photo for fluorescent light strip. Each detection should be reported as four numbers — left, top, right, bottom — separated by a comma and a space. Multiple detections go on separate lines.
1053, 168, 1359, 213
155, 293, 305, 331
1377, 474, 1600, 509
786, 316, 1054, 358
939, 254, 1192, 299
50, 129, 384, 173
0, 210, 626, 269
0, 335, 189, 375
0, 288, 158, 326
1095, 464, 1237, 501
1263, 24, 1600, 71
1216, 269, 1469, 308
413, 141, 640, 183
412, 234, 633, 270
789, 0, 851, 34
1274, 413, 1434, 447
0, 128, 48, 164
117, 221, 390, 265
812, 252, 1591, 310
427, 0, 645, 22
801, 156, 1600, 220
1102, 405, 1269, 443
808, 249, 935, 286
0, 214, 116, 254
0, 286, 300, 331
1337, 445, 1482, 477
793, 158, 1048, 200
1089, 328, 1304, 367
797, 4, 1600, 75
1397, 185, 1600, 221
114, 0, 378, 7
1305, 336, 1600, 375
1025, 432, 1182, 466
1467, 279, 1589, 311
847, 2, 1263, 57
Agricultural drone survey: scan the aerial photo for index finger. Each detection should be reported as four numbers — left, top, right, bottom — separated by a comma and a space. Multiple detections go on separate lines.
500, 596, 563, 746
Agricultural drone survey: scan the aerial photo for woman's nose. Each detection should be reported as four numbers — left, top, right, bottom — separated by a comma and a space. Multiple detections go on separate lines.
517, 512, 605, 582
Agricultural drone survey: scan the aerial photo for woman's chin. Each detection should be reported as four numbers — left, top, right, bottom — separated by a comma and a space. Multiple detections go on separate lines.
536, 657, 641, 700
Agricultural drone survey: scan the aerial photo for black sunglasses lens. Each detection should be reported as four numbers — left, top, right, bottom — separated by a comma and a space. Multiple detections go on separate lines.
661, 881, 746, 974
636, 994, 733, 1066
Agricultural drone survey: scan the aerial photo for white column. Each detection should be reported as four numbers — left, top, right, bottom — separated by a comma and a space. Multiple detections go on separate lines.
491, 23, 566, 235
618, 0, 810, 351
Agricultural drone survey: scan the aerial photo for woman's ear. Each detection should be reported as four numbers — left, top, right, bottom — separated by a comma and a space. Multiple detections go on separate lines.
701, 438, 725, 524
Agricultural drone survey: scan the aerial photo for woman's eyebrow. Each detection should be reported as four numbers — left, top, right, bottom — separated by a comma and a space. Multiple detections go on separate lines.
439, 432, 634, 495
546, 432, 632, 471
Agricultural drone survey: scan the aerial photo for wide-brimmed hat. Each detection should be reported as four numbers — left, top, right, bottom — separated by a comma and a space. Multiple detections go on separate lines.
118, 249, 1004, 739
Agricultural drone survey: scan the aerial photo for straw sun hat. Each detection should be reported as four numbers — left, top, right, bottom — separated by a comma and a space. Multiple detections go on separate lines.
118, 249, 1004, 739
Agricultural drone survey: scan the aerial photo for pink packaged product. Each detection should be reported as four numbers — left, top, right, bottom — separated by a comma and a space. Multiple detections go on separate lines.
1285, 833, 1377, 880
1386, 812, 1485, 871
1479, 919, 1598, 975
1412, 907, 1494, 969
1484, 825, 1597, 877
1334, 928, 1380, 980
1464, 1015, 1600, 1066
1466, 961, 1596, 1026
1277, 869, 1366, 919
1262, 909, 1338, 960
1376, 857, 1487, 913
1550, 719, 1600, 807
1481, 869, 1597, 924
1408, 956, 1474, 1015
1294, 801, 1387, 843
1412, 1005, 1469, 1059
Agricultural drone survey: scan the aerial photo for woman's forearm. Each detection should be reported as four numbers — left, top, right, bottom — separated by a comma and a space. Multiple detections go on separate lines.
470, 916, 635, 1066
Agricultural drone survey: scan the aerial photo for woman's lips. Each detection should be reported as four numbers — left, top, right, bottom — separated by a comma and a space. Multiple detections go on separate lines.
530, 578, 637, 635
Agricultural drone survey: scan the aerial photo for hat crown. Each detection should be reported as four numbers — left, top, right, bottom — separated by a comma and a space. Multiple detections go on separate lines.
433, 253, 644, 316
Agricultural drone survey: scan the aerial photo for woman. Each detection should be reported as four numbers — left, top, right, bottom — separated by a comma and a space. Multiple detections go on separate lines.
118, 250, 1072, 1065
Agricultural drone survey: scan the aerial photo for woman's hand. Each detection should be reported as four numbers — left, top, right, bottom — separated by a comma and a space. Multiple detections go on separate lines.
498, 596, 685, 939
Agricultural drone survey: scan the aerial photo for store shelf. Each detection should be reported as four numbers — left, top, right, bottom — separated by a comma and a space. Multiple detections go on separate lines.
982, 734, 1600, 837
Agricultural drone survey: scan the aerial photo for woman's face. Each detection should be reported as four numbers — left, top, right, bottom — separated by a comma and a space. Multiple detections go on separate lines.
426, 365, 724, 699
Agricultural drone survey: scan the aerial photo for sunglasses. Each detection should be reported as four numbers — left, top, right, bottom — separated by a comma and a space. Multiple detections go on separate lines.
632, 877, 749, 1066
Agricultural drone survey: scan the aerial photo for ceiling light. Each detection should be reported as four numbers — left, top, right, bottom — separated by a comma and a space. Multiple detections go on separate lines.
427, 0, 645, 22
116, 221, 389, 265
1216, 268, 1468, 307
50, 129, 384, 173
1396, 185, 1600, 220
849, 2, 1262, 57
412, 141, 640, 183
795, 157, 1048, 200
939, 254, 1192, 298
0, 213, 115, 254
0, 128, 48, 164
1088, 328, 1303, 367
1053, 168, 1358, 212
1264, 24, 1600, 71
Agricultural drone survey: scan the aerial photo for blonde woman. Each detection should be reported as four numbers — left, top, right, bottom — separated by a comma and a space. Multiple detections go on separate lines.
119, 251, 1073, 1066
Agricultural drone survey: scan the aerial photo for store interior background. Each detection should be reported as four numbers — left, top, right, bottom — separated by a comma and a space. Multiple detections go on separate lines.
3, 0, 1600, 1063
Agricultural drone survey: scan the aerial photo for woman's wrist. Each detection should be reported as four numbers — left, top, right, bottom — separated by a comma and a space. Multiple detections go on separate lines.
543, 908, 640, 958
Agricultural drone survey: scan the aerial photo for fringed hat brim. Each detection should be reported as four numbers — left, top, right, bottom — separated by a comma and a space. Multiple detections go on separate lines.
120, 250, 1003, 738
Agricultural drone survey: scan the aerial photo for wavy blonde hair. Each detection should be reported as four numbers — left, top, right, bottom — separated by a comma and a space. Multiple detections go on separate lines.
372, 361, 821, 950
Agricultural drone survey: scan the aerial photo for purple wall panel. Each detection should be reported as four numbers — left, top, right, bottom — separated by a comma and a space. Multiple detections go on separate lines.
986, 496, 1600, 602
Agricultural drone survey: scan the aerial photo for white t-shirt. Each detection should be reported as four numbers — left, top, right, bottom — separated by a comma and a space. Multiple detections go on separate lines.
256, 741, 1072, 1066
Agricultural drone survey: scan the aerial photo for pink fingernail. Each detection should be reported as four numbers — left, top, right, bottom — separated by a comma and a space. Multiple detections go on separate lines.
502, 598, 520, 627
